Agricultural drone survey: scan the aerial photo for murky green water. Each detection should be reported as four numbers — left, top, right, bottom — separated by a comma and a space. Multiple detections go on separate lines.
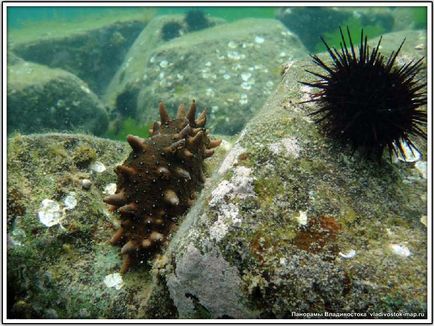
6, 5, 427, 138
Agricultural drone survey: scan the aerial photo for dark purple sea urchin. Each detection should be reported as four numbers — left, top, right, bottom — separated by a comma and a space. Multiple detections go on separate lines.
302, 27, 427, 160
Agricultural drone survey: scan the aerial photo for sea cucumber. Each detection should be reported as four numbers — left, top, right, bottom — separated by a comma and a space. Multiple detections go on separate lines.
104, 101, 221, 273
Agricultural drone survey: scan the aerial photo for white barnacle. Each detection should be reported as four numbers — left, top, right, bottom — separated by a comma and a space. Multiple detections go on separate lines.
81, 179, 92, 190
90, 161, 106, 173
227, 51, 241, 60
103, 273, 124, 290
80, 85, 91, 94
227, 41, 237, 49
38, 199, 63, 227
239, 94, 248, 105
255, 36, 265, 44
103, 183, 117, 195
339, 249, 356, 259
266, 81, 274, 88
63, 193, 77, 210
159, 60, 169, 68
241, 72, 252, 81
389, 244, 411, 257
415, 161, 427, 179
206, 88, 215, 97
241, 82, 252, 90
295, 210, 308, 226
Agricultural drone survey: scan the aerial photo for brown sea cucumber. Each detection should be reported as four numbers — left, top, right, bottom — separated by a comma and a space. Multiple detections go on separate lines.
104, 101, 221, 273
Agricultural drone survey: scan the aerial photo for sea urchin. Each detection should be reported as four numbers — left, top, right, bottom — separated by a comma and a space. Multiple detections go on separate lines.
302, 27, 427, 160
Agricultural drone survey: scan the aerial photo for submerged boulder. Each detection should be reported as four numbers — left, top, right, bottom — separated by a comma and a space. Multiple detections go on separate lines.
6, 132, 229, 318
105, 17, 307, 135
7, 60, 109, 135
7, 133, 133, 318
144, 30, 427, 318
276, 7, 396, 52
104, 14, 224, 112
10, 19, 147, 95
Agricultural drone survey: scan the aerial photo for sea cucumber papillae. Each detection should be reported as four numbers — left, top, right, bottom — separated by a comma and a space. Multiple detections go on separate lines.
104, 101, 221, 273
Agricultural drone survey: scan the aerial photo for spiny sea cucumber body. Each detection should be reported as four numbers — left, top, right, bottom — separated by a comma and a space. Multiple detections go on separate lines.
104, 101, 221, 273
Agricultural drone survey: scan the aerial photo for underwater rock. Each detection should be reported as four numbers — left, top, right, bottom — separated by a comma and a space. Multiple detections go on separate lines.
7, 60, 108, 135
6, 131, 229, 318
6, 133, 134, 318
144, 29, 427, 318
276, 7, 352, 52
104, 15, 225, 110
10, 20, 146, 95
276, 7, 395, 52
105, 17, 306, 135
7, 29, 427, 319
6, 134, 127, 317
390, 7, 428, 31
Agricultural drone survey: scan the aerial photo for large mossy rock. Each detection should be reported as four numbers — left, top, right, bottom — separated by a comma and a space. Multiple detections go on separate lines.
104, 17, 306, 135
8, 60, 109, 135
276, 7, 396, 52
7, 133, 135, 318
10, 20, 147, 95
6, 132, 230, 318
104, 14, 224, 110
144, 30, 428, 318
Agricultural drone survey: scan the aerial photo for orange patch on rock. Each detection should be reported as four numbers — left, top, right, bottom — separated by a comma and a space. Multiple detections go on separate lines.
293, 215, 342, 254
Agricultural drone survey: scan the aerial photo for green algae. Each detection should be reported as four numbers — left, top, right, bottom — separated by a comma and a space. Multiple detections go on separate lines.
253, 176, 285, 207
104, 117, 151, 141
72, 144, 97, 169
7, 133, 157, 318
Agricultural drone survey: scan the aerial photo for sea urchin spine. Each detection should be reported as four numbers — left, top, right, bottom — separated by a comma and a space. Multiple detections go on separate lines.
104, 101, 221, 273
302, 27, 427, 160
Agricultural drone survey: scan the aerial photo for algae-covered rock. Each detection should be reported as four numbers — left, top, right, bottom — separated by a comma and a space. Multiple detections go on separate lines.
7, 133, 137, 318
6, 132, 230, 318
105, 17, 306, 135
276, 7, 396, 52
7, 61, 109, 135
10, 19, 148, 95
104, 14, 224, 111
145, 30, 427, 318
